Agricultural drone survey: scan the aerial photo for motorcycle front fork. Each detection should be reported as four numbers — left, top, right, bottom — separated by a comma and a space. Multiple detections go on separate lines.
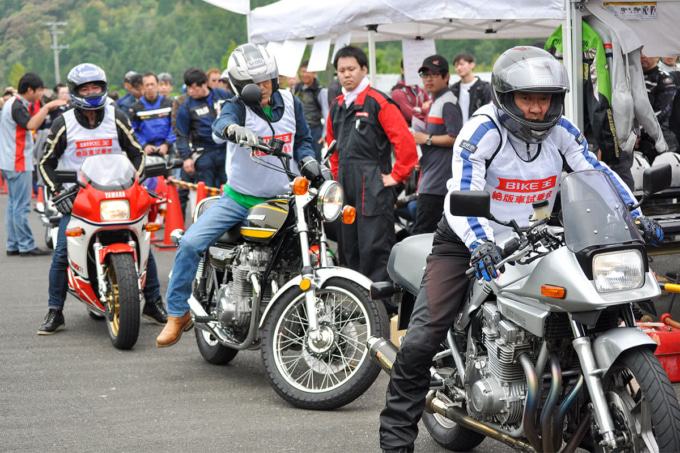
569, 315, 618, 450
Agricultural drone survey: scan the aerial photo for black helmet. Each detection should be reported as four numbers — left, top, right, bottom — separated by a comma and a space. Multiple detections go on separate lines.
226, 43, 279, 97
66, 63, 108, 111
491, 46, 569, 143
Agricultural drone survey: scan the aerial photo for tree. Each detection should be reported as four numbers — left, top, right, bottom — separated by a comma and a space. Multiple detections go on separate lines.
8, 63, 25, 88
83, 4, 102, 35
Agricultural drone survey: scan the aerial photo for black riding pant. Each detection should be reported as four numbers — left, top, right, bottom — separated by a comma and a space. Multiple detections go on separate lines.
379, 219, 470, 451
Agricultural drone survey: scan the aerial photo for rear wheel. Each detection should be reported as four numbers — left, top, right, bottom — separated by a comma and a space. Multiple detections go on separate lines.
422, 392, 485, 451
195, 329, 239, 365
261, 278, 389, 410
104, 253, 140, 350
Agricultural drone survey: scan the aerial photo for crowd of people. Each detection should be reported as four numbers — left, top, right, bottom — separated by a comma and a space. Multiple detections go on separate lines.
0, 41, 676, 451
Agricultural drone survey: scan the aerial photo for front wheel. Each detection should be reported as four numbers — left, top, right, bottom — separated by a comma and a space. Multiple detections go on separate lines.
104, 253, 140, 350
589, 348, 680, 452
261, 278, 389, 410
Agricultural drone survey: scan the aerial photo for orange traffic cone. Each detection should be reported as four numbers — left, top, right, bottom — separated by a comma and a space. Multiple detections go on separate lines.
35, 187, 45, 213
196, 181, 206, 207
150, 177, 169, 243
154, 182, 184, 250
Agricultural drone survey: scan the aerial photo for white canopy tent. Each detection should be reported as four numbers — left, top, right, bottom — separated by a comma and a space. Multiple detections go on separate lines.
247, 0, 680, 127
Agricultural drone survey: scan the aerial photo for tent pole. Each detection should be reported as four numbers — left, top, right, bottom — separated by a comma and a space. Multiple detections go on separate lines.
368, 27, 377, 87
564, 0, 583, 130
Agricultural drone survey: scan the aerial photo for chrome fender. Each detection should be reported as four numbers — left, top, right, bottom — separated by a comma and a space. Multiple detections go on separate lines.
258, 267, 373, 329
592, 327, 657, 374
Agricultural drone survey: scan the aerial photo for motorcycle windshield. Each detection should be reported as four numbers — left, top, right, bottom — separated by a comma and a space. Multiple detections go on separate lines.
80, 154, 137, 191
561, 170, 642, 253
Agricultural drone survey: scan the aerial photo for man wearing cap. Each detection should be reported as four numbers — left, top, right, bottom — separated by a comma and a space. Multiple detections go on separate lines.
116, 70, 139, 112
410, 54, 463, 234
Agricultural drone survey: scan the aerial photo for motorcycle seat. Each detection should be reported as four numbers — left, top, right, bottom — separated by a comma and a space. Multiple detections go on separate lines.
195, 196, 244, 245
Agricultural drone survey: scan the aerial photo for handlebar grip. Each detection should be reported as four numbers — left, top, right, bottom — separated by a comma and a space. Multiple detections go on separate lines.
465, 267, 477, 280
502, 238, 520, 258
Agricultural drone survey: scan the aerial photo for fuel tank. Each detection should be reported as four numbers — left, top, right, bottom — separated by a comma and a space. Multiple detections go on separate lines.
240, 199, 289, 243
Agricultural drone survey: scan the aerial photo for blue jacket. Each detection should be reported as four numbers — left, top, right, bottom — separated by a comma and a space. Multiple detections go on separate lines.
129, 95, 176, 147
175, 88, 229, 159
212, 90, 315, 164
116, 92, 136, 112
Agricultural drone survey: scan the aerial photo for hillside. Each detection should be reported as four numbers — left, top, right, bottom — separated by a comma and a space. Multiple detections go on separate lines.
0, 0, 542, 94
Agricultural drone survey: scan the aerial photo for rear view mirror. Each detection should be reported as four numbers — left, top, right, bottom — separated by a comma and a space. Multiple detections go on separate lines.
144, 162, 167, 178
643, 164, 671, 197
322, 140, 337, 164
54, 169, 78, 184
449, 191, 491, 218
241, 84, 262, 105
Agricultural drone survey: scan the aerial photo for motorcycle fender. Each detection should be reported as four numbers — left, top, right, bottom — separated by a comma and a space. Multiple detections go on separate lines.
592, 327, 657, 374
98, 243, 137, 264
258, 267, 373, 329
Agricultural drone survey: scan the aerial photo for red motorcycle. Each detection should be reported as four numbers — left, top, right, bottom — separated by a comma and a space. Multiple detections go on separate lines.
54, 154, 167, 349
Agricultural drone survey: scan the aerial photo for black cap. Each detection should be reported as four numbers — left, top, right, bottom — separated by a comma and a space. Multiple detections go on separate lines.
418, 54, 449, 75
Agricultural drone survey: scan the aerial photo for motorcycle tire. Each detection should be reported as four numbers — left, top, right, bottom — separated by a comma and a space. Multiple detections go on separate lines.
195, 329, 239, 365
261, 278, 389, 410
585, 347, 680, 452
104, 253, 140, 350
44, 226, 54, 249
422, 403, 485, 451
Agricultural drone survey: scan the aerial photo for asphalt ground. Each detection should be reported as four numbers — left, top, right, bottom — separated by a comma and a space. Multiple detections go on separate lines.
1, 193, 678, 452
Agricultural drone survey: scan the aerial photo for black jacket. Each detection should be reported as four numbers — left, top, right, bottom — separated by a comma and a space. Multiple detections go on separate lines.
450, 78, 492, 119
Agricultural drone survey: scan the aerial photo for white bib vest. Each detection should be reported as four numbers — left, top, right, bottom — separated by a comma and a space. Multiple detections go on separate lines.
62, 104, 122, 171
226, 90, 300, 198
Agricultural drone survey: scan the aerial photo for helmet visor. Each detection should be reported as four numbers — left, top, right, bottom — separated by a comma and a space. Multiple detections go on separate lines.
494, 56, 569, 95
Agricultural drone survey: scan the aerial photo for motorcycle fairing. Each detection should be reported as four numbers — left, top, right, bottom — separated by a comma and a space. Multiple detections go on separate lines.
67, 268, 104, 310
385, 233, 433, 295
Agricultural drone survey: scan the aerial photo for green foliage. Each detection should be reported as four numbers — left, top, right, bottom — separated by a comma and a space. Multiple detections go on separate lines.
8, 63, 25, 88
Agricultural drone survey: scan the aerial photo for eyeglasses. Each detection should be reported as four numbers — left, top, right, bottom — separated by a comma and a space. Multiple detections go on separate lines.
419, 72, 442, 79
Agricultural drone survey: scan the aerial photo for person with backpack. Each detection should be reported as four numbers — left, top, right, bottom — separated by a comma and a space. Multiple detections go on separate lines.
450, 52, 493, 124
294, 59, 329, 161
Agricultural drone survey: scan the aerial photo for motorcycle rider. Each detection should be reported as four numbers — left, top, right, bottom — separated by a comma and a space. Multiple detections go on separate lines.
38, 63, 168, 335
379, 46, 664, 452
156, 43, 316, 348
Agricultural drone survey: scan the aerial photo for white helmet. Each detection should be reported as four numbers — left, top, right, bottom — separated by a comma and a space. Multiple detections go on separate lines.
226, 43, 279, 97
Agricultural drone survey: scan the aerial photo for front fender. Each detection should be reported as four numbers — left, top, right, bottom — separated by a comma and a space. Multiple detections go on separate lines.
592, 327, 658, 374
98, 243, 137, 264
258, 267, 373, 329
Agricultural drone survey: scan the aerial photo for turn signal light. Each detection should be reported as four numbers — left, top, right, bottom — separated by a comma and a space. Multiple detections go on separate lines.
65, 227, 84, 237
293, 177, 309, 196
342, 205, 356, 224
158, 208, 167, 216
144, 223, 162, 232
541, 285, 566, 299
299, 278, 312, 291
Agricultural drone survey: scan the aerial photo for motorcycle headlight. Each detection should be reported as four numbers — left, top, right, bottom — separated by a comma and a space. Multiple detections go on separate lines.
100, 200, 130, 221
317, 181, 344, 222
592, 250, 644, 293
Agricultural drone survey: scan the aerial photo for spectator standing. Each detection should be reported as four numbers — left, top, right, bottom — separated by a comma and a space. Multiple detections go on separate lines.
451, 52, 493, 124
294, 59, 329, 161
411, 55, 463, 234
116, 71, 139, 112
0, 73, 66, 256
659, 56, 679, 74
0, 87, 16, 111
391, 59, 430, 125
638, 53, 679, 161
327, 77, 342, 104
287, 74, 301, 93
129, 72, 176, 157
206, 68, 221, 89
327, 45, 417, 285
158, 72, 174, 99
218, 70, 233, 96
175, 67, 230, 215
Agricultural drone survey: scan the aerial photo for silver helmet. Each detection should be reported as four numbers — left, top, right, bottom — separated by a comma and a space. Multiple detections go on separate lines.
67, 63, 108, 111
491, 46, 569, 143
226, 43, 279, 97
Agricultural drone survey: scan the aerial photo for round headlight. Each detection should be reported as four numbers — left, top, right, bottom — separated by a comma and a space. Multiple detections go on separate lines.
317, 181, 344, 222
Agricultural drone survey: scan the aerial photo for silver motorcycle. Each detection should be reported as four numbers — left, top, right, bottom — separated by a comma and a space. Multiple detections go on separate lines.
370, 164, 680, 452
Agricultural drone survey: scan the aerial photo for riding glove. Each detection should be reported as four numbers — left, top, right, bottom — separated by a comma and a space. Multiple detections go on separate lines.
227, 125, 259, 148
54, 186, 79, 215
469, 239, 503, 281
636, 215, 664, 245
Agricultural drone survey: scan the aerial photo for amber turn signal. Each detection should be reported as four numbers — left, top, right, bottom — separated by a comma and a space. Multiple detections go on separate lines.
541, 285, 566, 299
299, 278, 312, 291
65, 227, 84, 237
293, 177, 309, 196
144, 223, 162, 232
342, 205, 356, 224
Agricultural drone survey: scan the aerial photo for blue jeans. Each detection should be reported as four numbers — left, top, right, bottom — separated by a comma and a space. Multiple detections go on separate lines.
165, 194, 249, 316
309, 126, 324, 162
2, 169, 35, 252
194, 148, 226, 189
48, 214, 161, 308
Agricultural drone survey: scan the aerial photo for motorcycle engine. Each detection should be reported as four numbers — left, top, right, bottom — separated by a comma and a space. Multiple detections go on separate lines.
466, 303, 531, 425
216, 244, 272, 328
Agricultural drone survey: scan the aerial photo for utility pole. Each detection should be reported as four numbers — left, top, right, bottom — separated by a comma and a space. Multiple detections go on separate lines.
46, 22, 69, 84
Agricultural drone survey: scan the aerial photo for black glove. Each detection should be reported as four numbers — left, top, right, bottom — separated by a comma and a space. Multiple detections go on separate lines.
53, 186, 79, 215
227, 125, 259, 148
636, 215, 664, 245
469, 239, 503, 281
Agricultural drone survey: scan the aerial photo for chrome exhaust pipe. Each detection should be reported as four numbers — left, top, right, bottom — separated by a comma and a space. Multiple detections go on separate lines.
188, 294, 260, 350
425, 393, 535, 452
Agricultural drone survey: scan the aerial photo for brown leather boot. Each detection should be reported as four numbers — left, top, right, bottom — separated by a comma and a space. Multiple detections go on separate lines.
156, 312, 194, 348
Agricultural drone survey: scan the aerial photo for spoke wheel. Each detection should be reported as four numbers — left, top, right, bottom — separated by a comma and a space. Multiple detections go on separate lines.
104, 253, 140, 350
262, 278, 388, 410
